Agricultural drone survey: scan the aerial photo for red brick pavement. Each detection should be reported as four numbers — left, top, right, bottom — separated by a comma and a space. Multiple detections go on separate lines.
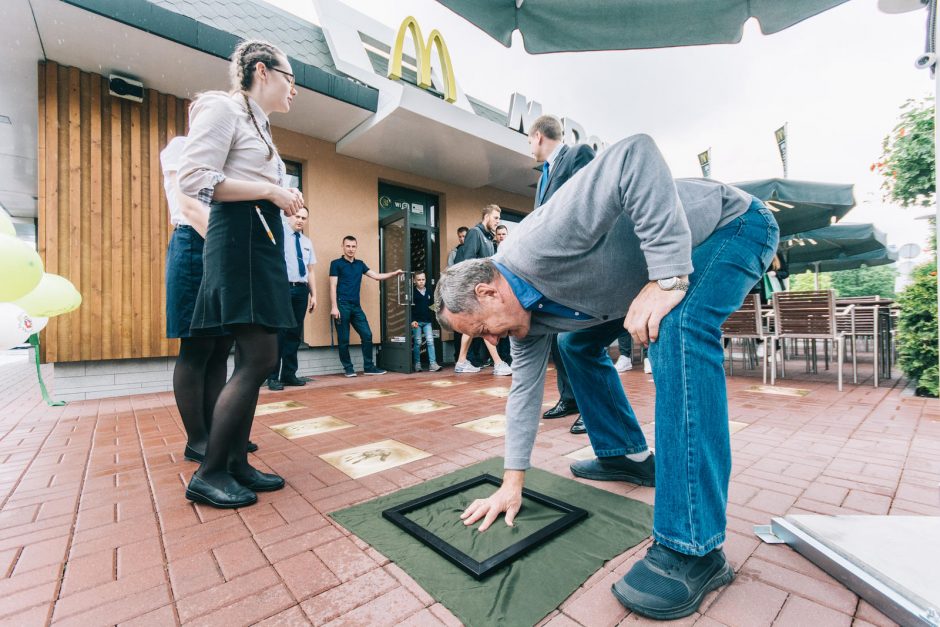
0, 349, 937, 626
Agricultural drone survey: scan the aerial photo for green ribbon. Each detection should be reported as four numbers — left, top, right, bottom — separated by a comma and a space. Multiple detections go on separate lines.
28, 334, 66, 406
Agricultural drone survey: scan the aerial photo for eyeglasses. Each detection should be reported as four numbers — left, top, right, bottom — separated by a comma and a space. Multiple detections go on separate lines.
270, 66, 295, 88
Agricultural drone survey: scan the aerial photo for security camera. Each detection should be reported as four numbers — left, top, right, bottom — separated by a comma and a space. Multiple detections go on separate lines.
915, 52, 936, 70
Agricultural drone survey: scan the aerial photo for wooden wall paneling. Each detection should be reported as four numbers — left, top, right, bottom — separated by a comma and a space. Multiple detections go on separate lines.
130, 102, 143, 358
111, 98, 124, 359
120, 105, 132, 358
79, 70, 92, 362
89, 73, 103, 361
148, 90, 161, 356
100, 75, 113, 359
64, 66, 80, 362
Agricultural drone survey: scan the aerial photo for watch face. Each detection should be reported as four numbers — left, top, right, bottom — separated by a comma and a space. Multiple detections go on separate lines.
658, 277, 678, 290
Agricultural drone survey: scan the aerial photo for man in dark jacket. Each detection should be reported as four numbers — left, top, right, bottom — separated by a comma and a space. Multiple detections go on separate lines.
529, 115, 596, 434
453, 204, 511, 376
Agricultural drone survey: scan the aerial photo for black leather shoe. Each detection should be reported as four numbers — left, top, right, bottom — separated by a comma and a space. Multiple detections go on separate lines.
246, 441, 259, 453
281, 375, 307, 386
183, 444, 205, 463
186, 474, 257, 509
611, 543, 734, 620
570, 453, 656, 486
267, 378, 284, 391
543, 399, 579, 419
230, 466, 285, 492
569, 417, 587, 434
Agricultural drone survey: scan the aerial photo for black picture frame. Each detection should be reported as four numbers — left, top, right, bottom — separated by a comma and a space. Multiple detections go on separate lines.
382, 473, 588, 580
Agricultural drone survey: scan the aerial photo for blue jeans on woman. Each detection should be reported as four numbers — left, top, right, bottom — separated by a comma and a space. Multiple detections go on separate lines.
558, 201, 778, 556
412, 321, 437, 365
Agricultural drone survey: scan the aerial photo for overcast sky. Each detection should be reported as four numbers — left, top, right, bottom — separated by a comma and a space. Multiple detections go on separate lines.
268, 0, 932, 261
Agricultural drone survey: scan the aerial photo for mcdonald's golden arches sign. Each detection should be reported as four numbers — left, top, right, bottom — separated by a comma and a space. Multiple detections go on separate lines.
388, 16, 457, 104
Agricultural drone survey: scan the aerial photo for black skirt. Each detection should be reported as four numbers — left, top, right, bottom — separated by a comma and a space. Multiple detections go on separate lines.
191, 200, 295, 334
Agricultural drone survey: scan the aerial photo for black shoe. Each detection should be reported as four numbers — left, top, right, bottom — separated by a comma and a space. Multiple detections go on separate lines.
570, 453, 655, 486
569, 417, 586, 434
281, 375, 307, 386
363, 366, 387, 375
183, 444, 205, 463
611, 543, 734, 620
246, 441, 259, 453
185, 474, 257, 509
543, 399, 579, 419
344, 368, 357, 378
230, 466, 285, 492
267, 378, 284, 391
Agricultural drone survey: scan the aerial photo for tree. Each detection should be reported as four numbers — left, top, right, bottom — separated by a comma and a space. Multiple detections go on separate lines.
789, 270, 831, 292
897, 261, 938, 397
875, 99, 934, 208
830, 265, 897, 299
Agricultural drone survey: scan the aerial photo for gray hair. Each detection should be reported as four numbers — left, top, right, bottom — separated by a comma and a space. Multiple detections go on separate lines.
433, 258, 497, 330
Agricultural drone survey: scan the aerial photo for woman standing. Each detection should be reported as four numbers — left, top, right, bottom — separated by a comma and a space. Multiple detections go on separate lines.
178, 40, 303, 508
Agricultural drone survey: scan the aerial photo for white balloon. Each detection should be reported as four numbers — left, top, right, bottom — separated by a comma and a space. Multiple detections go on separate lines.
0, 303, 33, 350
31, 316, 49, 334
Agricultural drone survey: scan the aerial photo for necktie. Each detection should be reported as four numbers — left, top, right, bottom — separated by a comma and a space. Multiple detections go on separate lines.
537, 161, 550, 206
294, 232, 306, 278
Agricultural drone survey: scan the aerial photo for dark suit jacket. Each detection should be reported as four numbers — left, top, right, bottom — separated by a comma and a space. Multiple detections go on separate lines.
535, 143, 597, 208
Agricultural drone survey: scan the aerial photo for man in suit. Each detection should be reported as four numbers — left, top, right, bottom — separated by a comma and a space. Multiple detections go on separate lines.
435, 135, 778, 620
528, 115, 596, 434
267, 207, 317, 390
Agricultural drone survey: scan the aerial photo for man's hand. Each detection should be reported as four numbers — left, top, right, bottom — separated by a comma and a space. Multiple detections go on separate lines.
331, 306, 340, 320
460, 470, 524, 532
625, 279, 687, 347
308, 294, 317, 313
411, 321, 419, 329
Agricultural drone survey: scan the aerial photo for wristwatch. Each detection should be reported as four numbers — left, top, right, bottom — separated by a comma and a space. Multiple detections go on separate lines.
656, 277, 689, 292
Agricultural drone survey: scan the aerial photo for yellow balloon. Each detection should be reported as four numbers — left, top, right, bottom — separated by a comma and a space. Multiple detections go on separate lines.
0, 234, 43, 301
13, 273, 82, 317
0, 209, 14, 237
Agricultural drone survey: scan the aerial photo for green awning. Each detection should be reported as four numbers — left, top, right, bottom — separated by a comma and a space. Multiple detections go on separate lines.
435, 0, 850, 53
733, 178, 856, 236
789, 245, 898, 274
782, 223, 889, 268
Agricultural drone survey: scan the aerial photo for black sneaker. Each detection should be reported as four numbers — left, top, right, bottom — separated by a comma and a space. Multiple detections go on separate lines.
363, 366, 387, 375
569, 453, 655, 486
344, 369, 357, 378
611, 543, 734, 620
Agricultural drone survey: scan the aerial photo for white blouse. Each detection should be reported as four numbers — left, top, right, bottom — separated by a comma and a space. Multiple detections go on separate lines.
177, 91, 284, 206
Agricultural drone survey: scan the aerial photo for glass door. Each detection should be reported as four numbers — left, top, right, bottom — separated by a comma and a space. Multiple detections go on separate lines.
378, 183, 441, 372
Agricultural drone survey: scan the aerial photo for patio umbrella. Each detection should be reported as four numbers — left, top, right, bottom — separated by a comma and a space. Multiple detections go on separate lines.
788, 245, 899, 275
434, 0, 850, 53
781, 223, 888, 267
732, 178, 856, 237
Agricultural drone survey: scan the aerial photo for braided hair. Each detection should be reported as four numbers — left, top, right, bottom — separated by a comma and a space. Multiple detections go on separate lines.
230, 39, 283, 161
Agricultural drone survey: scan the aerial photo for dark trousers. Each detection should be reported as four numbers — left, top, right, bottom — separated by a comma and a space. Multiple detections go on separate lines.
335, 301, 374, 371
551, 335, 575, 403
271, 284, 308, 380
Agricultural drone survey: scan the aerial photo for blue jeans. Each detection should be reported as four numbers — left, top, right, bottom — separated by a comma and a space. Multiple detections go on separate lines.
559, 202, 778, 555
335, 301, 374, 371
412, 322, 437, 365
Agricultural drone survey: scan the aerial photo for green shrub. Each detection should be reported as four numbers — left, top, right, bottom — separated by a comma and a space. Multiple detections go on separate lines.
896, 261, 938, 397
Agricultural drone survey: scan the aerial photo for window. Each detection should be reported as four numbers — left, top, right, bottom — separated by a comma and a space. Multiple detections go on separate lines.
284, 160, 303, 191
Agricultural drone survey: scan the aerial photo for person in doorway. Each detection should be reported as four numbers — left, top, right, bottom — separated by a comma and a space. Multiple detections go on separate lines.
178, 39, 303, 508
528, 114, 596, 434
329, 235, 403, 377
495, 224, 509, 247
267, 206, 316, 390
453, 204, 511, 376
435, 134, 778, 620
411, 271, 441, 372
447, 226, 469, 267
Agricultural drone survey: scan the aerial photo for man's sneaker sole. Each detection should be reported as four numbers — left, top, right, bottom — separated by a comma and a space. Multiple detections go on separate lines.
344, 372, 357, 378
570, 464, 655, 487
611, 562, 734, 621
363, 371, 386, 375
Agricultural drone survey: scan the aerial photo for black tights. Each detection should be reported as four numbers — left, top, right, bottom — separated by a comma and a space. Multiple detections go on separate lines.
173, 336, 234, 454
197, 325, 277, 479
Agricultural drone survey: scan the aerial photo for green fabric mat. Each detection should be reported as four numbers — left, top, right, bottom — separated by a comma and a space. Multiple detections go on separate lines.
331, 458, 653, 627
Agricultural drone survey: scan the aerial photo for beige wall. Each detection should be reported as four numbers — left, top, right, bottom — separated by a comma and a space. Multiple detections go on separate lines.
273, 127, 533, 347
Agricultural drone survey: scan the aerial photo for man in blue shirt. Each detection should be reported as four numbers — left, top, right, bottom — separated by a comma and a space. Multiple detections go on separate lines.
329, 235, 403, 377
267, 207, 317, 390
